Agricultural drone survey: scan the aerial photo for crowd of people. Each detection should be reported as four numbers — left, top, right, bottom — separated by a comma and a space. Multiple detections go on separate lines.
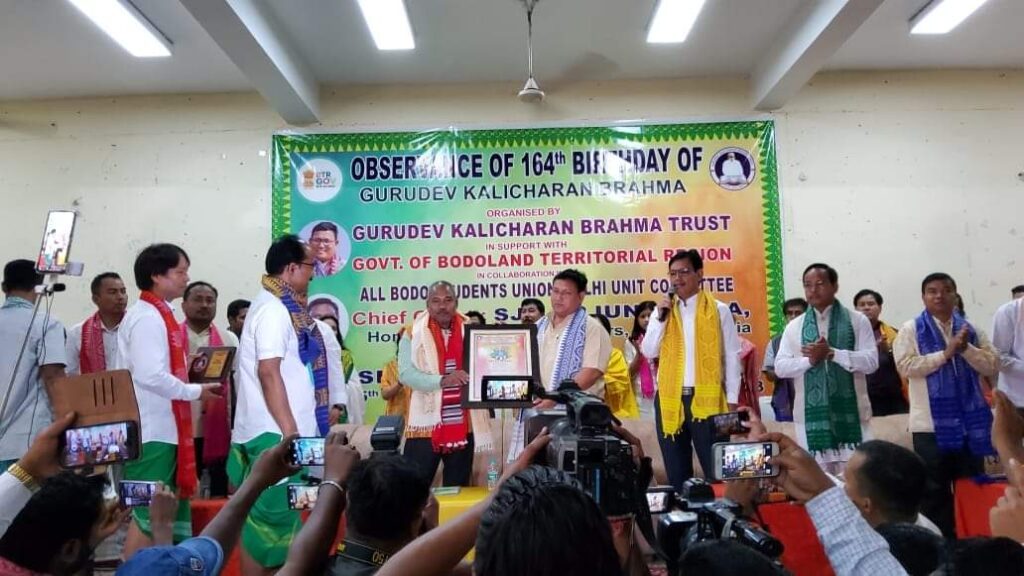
0, 239, 1022, 575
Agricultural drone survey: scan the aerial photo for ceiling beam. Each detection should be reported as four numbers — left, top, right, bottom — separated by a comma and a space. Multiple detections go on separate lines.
178, 0, 320, 124
750, 0, 885, 111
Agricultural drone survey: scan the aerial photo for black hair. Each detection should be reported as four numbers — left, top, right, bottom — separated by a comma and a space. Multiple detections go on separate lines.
89, 272, 122, 296
520, 298, 545, 315
317, 314, 348, 350
802, 263, 838, 285
781, 298, 808, 314
183, 281, 218, 301
853, 289, 883, 307
668, 249, 704, 272
466, 311, 487, 325
630, 300, 657, 342
2, 259, 42, 293
951, 537, 1024, 576
345, 455, 431, 543
0, 472, 107, 573
591, 313, 612, 335
265, 234, 307, 275
921, 272, 957, 294
1012, 285, 1024, 296
474, 466, 622, 576
309, 297, 340, 319
875, 522, 945, 576
552, 269, 588, 293
310, 221, 339, 238
133, 243, 190, 291
227, 299, 250, 320
853, 440, 927, 524
678, 539, 789, 575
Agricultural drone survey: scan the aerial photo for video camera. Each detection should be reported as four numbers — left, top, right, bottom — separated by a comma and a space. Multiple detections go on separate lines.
650, 478, 783, 573
525, 379, 649, 517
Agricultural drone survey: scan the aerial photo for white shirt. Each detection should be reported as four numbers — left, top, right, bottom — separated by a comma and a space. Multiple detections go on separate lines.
993, 299, 1024, 407
114, 301, 202, 445
0, 472, 33, 539
640, 294, 742, 403
233, 289, 318, 444
65, 317, 121, 375
773, 305, 878, 458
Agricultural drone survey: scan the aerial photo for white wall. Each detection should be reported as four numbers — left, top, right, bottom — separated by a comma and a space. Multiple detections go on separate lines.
0, 71, 1021, 332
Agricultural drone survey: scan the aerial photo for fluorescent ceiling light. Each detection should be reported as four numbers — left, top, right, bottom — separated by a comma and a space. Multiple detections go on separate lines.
67, 0, 171, 57
356, 0, 415, 50
910, 0, 990, 34
647, 0, 707, 44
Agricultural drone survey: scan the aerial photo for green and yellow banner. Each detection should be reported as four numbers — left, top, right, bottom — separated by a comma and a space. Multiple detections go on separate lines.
272, 121, 783, 422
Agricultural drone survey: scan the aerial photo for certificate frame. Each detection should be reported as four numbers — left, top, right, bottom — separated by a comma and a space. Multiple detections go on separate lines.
461, 324, 541, 409
188, 346, 236, 383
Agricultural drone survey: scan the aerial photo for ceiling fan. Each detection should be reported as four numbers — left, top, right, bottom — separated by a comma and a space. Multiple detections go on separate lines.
517, 0, 545, 103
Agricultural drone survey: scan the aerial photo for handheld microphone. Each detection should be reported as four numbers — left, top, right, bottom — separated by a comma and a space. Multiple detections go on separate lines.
658, 293, 674, 322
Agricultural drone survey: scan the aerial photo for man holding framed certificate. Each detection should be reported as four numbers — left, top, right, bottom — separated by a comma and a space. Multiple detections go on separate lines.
399, 281, 493, 486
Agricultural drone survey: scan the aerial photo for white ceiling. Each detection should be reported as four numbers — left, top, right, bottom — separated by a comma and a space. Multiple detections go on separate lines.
260, 0, 807, 85
0, 0, 1020, 106
826, 0, 1024, 70
0, 0, 251, 100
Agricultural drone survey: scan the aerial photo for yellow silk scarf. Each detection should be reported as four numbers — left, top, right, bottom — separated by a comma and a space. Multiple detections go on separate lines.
657, 291, 726, 436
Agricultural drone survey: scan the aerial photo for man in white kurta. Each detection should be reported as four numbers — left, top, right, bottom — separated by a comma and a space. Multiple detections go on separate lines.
993, 297, 1024, 411
774, 264, 877, 473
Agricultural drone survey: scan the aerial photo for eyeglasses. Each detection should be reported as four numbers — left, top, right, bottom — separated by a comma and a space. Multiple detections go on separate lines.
309, 238, 337, 245
298, 261, 315, 269
669, 269, 695, 277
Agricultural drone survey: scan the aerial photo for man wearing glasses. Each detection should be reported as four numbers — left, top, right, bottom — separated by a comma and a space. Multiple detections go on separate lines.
773, 263, 878, 475
642, 249, 741, 489
309, 221, 343, 277
230, 235, 329, 576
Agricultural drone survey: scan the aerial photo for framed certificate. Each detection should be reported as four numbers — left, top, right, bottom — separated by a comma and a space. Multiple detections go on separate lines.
188, 346, 236, 383
462, 324, 541, 408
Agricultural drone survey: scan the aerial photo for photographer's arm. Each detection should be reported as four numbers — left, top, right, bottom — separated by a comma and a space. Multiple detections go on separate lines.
279, 432, 360, 576
0, 412, 76, 539
376, 498, 489, 576
377, 430, 552, 576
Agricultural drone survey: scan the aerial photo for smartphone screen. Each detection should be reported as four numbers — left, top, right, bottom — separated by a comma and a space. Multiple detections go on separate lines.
287, 484, 319, 510
289, 437, 325, 466
714, 441, 779, 481
482, 378, 531, 402
711, 411, 750, 436
36, 211, 76, 274
119, 481, 157, 508
61, 421, 138, 468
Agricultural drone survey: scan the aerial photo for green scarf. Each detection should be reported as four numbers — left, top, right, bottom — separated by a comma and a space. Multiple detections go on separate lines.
802, 303, 862, 453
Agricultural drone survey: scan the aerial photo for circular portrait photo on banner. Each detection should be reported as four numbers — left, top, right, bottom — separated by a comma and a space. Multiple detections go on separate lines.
296, 158, 343, 202
308, 293, 350, 341
300, 220, 351, 277
710, 147, 756, 191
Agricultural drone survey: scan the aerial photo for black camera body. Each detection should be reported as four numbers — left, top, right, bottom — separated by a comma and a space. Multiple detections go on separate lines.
527, 380, 642, 517
370, 415, 404, 457
654, 479, 783, 572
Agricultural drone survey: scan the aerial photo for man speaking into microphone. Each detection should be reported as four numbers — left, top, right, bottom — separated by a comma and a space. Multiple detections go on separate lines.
641, 249, 741, 489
